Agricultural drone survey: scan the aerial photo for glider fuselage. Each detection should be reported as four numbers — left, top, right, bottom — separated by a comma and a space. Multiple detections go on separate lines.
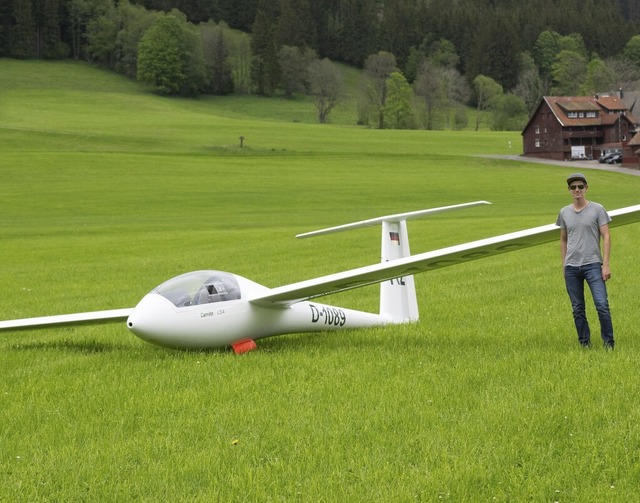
127, 285, 388, 349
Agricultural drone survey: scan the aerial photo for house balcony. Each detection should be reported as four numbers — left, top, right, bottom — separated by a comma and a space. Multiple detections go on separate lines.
562, 130, 604, 139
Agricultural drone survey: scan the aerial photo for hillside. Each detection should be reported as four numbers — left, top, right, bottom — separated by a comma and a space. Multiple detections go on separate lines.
0, 58, 501, 158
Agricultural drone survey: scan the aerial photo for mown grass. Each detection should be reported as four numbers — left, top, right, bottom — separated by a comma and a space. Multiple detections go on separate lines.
2, 58, 640, 502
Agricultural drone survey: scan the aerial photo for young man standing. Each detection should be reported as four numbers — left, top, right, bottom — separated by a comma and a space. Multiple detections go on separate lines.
556, 173, 614, 349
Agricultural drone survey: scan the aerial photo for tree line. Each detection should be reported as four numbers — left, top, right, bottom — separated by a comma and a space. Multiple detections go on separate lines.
3, 0, 640, 130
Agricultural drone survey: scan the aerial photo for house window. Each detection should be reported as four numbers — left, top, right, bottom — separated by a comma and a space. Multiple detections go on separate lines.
535, 139, 540, 148
586, 111, 596, 118
534, 126, 540, 134
568, 112, 577, 118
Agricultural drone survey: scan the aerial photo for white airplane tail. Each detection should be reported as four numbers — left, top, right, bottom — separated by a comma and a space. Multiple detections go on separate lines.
296, 201, 490, 323
379, 218, 418, 321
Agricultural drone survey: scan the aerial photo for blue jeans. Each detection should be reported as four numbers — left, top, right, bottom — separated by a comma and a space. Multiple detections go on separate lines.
564, 263, 614, 347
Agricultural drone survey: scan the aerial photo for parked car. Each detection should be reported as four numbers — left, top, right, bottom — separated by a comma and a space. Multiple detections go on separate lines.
599, 152, 616, 163
606, 154, 622, 164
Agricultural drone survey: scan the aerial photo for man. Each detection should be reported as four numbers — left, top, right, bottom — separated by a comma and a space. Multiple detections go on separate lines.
556, 173, 614, 349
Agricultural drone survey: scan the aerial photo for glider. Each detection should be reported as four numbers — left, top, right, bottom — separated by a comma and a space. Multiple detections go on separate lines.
2, 201, 640, 353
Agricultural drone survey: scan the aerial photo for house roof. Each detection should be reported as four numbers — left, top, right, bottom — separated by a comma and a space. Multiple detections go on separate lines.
620, 91, 640, 117
556, 99, 601, 112
544, 96, 599, 127
523, 95, 638, 132
628, 131, 640, 146
597, 95, 627, 112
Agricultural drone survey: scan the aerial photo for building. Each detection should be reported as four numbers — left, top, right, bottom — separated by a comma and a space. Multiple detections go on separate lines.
522, 95, 637, 162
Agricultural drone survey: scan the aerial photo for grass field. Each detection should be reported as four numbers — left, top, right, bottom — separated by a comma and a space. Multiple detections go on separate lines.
2, 59, 640, 502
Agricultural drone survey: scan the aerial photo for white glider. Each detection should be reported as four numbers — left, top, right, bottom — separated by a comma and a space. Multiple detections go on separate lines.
2, 201, 640, 353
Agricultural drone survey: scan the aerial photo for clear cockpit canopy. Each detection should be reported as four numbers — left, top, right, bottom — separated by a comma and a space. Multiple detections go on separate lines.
152, 271, 241, 307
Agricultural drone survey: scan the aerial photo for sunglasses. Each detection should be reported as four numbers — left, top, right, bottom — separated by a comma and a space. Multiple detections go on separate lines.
569, 184, 585, 190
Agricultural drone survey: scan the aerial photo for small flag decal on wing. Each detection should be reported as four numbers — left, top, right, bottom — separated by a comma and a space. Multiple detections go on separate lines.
389, 232, 400, 245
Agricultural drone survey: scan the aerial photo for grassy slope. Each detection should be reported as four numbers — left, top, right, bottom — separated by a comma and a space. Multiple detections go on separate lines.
1, 59, 640, 502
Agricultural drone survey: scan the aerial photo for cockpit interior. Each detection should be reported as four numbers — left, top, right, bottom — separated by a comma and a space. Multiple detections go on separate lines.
152, 271, 241, 307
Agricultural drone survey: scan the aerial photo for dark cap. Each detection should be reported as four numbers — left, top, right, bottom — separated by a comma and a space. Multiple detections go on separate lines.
567, 173, 587, 185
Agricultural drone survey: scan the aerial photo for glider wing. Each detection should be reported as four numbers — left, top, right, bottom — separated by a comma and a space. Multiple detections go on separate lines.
0, 308, 134, 331
250, 204, 640, 307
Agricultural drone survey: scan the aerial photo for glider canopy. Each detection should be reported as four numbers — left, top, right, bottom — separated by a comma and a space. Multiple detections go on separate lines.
154, 271, 242, 307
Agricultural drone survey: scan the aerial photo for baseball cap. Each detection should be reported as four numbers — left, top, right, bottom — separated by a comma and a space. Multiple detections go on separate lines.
567, 173, 587, 185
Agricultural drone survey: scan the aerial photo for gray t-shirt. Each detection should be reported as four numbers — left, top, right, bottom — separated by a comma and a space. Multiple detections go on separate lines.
556, 202, 611, 266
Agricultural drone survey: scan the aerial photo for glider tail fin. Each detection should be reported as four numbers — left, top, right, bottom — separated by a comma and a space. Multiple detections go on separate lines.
380, 218, 418, 322
296, 201, 491, 323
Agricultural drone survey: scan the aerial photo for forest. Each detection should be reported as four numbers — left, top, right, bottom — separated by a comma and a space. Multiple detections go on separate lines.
4, 0, 640, 129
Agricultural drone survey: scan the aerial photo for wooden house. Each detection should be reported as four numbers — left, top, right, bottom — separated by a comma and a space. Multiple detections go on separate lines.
522, 95, 637, 162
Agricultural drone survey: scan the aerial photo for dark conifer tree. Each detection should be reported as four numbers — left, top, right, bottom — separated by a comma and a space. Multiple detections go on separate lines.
0, 0, 12, 56
378, 0, 418, 67
464, 8, 521, 90
307, 0, 338, 58
12, 0, 36, 58
208, 25, 234, 94
250, 1, 280, 95
42, 0, 64, 58
275, 0, 316, 49
337, 0, 378, 66
215, 0, 257, 32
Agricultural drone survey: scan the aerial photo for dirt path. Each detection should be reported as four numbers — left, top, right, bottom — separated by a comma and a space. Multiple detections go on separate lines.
478, 154, 640, 178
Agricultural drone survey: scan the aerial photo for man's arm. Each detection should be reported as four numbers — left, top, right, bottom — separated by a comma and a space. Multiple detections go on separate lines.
600, 223, 611, 281
560, 228, 568, 268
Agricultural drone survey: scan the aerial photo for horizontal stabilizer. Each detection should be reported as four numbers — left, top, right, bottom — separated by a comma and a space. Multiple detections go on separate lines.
296, 201, 491, 238
0, 308, 134, 331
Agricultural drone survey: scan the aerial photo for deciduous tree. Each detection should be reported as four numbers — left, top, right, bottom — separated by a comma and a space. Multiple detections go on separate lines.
362, 51, 398, 129
308, 57, 341, 123
200, 21, 234, 95
137, 11, 205, 96
413, 61, 445, 130
115, 3, 160, 78
533, 30, 562, 92
226, 29, 252, 93
603, 57, 640, 93
278, 45, 315, 98
551, 50, 587, 95
473, 74, 502, 131
491, 93, 528, 131
440, 67, 470, 128
85, 1, 157, 76
384, 71, 415, 129
580, 57, 614, 95
622, 34, 640, 67
82, 0, 118, 66
513, 52, 543, 115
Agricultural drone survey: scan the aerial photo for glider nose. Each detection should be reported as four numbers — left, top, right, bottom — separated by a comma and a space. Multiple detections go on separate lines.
127, 293, 176, 346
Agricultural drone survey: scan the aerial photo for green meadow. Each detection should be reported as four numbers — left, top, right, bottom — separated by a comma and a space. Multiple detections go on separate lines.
2, 59, 640, 502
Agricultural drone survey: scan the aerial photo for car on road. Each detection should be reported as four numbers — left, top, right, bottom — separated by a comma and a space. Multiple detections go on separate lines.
606, 154, 622, 164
